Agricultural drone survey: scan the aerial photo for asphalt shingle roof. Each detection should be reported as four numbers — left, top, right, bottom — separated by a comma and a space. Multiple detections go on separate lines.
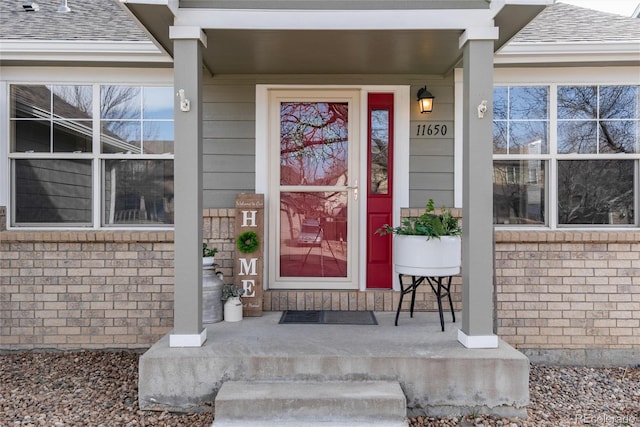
1, 0, 638, 45
0, 0, 149, 41
511, 2, 640, 43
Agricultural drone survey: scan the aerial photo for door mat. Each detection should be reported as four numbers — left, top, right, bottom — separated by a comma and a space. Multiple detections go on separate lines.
279, 310, 378, 325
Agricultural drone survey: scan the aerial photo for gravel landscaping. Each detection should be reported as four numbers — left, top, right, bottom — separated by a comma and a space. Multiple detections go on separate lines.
1, 351, 638, 427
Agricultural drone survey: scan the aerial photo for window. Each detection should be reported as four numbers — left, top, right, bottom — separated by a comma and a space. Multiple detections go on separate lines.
14, 159, 92, 225
493, 86, 548, 225
558, 86, 638, 155
493, 160, 545, 225
10, 85, 93, 153
493, 86, 549, 155
493, 84, 639, 227
557, 159, 634, 225
370, 109, 390, 195
9, 84, 174, 227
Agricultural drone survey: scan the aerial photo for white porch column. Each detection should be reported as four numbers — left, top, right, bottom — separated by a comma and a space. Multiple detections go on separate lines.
458, 28, 499, 349
169, 27, 208, 347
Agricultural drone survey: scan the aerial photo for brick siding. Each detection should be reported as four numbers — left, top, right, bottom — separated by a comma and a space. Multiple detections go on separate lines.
1, 206, 639, 352
203, 208, 237, 282
495, 230, 640, 350
264, 279, 462, 313
0, 209, 238, 350
0, 231, 175, 349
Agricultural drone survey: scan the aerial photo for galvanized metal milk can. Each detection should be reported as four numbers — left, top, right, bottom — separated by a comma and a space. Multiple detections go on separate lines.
202, 268, 224, 323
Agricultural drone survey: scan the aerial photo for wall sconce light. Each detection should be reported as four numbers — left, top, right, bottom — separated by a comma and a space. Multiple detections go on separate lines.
417, 86, 435, 114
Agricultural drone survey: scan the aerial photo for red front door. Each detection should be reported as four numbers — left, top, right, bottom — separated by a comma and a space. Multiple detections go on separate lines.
366, 93, 394, 288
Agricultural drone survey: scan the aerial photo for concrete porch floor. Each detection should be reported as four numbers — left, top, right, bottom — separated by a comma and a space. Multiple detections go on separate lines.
139, 311, 529, 418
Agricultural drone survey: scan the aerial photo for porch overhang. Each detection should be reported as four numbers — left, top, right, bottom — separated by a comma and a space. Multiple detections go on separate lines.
120, 0, 552, 75
118, 0, 552, 349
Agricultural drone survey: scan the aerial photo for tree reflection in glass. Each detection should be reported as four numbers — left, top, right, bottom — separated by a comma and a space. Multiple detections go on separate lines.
558, 160, 634, 225
280, 102, 348, 186
558, 85, 638, 154
370, 109, 389, 194
493, 86, 549, 154
278, 101, 350, 278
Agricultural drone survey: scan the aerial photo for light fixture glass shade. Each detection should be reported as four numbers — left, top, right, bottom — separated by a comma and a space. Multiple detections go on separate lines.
417, 86, 434, 113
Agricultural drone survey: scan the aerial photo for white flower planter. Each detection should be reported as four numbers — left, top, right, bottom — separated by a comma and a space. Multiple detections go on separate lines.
224, 297, 243, 322
202, 256, 215, 267
394, 234, 461, 277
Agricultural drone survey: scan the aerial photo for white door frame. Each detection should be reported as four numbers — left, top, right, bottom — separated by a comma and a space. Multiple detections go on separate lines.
256, 84, 409, 291
268, 89, 360, 289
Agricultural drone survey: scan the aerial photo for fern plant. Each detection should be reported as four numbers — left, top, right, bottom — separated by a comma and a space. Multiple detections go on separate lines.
375, 199, 461, 239
202, 242, 219, 257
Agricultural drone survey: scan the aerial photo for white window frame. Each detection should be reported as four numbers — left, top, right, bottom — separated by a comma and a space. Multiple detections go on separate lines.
456, 67, 640, 229
1, 67, 174, 230
493, 84, 551, 227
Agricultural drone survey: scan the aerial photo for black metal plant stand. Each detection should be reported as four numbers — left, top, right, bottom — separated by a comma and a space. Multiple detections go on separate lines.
394, 274, 455, 331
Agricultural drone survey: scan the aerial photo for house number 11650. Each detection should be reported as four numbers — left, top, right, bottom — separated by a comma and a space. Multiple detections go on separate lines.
416, 123, 448, 137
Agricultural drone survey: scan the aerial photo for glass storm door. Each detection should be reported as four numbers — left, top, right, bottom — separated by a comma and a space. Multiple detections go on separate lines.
269, 90, 359, 289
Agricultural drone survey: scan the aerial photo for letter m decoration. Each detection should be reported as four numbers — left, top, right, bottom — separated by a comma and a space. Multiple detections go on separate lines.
239, 258, 258, 276
234, 194, 264, 317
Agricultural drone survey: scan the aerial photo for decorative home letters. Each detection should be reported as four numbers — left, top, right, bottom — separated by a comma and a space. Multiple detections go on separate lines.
234, 193, 264, 317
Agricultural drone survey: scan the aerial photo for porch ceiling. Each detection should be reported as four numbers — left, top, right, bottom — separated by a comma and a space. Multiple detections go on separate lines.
201, 29, 464, 75
121, 1, 549, 75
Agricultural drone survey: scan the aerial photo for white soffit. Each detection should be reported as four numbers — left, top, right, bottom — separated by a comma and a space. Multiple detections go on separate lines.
120, 0, 179, 14
496, 41, 640, 65
0, 40, 172, 63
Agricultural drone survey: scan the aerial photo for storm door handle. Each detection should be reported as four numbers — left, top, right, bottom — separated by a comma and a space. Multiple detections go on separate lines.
346, 180, 358, 201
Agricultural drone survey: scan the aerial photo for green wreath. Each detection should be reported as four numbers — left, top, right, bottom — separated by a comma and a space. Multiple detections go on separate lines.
236, 230, 260, 253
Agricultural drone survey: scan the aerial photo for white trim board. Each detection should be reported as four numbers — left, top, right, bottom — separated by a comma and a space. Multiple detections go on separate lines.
457, 329, 499, 349
174, 9, 496, 31
0, 81, 8, 208
0, 40, 171, 63
493, 66, 640, 84
169, 329, 207, 347
0, 66, 173, 83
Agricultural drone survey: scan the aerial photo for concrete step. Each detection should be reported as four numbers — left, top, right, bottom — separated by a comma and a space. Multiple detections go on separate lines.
212, 380, 408, 427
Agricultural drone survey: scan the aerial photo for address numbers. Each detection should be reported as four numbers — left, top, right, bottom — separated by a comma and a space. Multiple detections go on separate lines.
416, 123, 448, 137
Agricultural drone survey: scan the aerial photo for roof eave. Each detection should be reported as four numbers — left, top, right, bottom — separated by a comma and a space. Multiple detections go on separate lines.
491, 0, 553, 50
119, 0, 177, 60
0, 40, 173, 65
496, 41, 640, 66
